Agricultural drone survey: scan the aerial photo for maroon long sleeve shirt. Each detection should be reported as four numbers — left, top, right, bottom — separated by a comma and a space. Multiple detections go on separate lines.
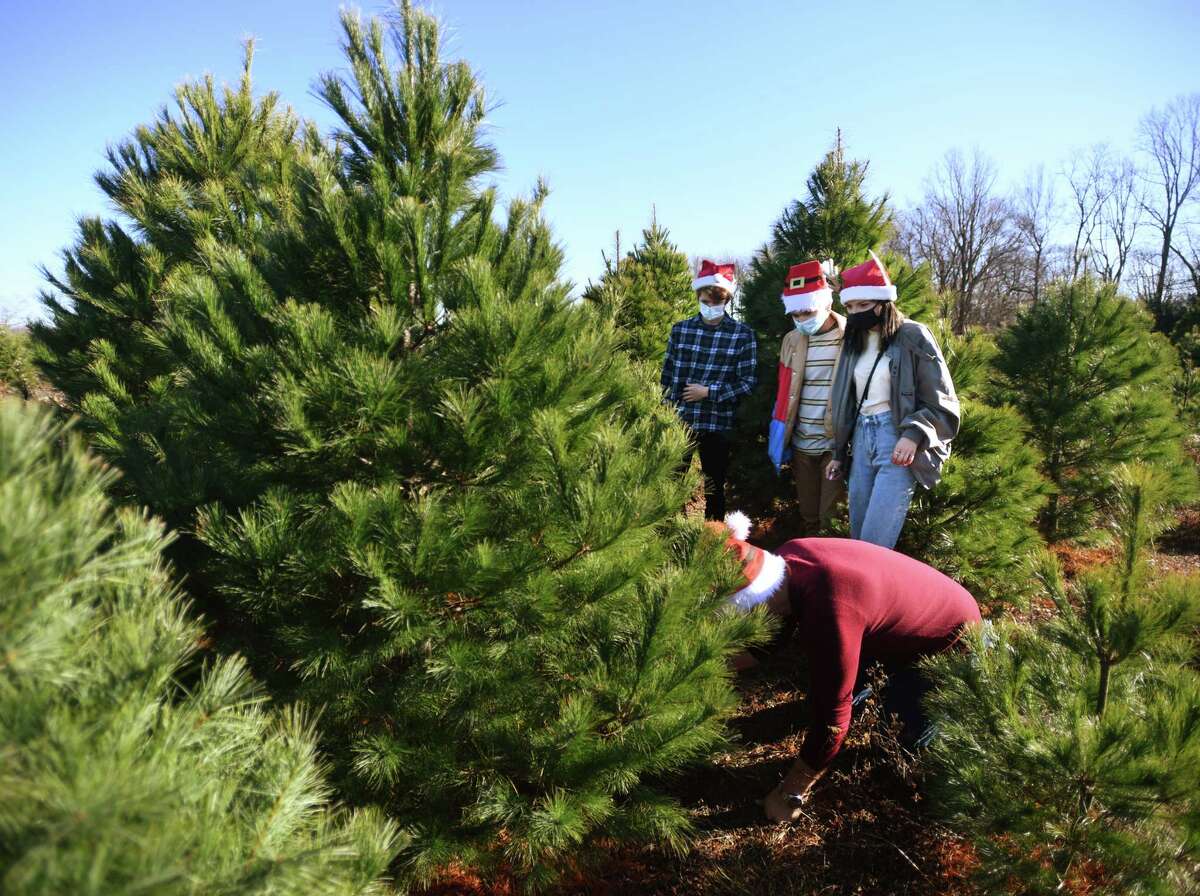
778, 538, 982, 770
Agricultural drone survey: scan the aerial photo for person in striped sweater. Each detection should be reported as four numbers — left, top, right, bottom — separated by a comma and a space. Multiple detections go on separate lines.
767, 260, 846, 535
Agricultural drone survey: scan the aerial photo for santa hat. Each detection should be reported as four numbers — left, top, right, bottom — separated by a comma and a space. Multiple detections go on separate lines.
692, 259, 736, 294
839, 250, 897, 303
706, 511, 788, 612
781, 259, 835, 313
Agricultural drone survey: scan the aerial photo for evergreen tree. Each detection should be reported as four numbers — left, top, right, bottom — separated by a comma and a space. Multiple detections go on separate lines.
739, 132, 893, 342
898, 323, 1050, 605
993, 278, 1191, 541
729, 136, 904, 521
33, 5, 766, 888
924, 464, 1200, 894
0, 399, 398, 896
582, 212, 694, 363
33, 43, 299, 409
0, 324, 38, 399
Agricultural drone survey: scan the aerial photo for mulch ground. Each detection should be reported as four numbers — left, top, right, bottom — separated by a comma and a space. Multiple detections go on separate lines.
578, 649, 982, 896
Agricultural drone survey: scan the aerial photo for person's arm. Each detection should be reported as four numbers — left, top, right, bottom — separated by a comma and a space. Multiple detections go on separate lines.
899, 326, 961, 450
829, 351, 856, 465
661, 326, 679, 402
798, 604, 864, 771
709, 329, 758, 403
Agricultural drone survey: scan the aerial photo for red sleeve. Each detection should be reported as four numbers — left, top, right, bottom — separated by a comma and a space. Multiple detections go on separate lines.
799, 603, 864, 770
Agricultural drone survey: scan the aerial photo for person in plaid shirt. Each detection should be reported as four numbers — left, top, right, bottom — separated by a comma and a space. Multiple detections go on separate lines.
661, 259, 758, 520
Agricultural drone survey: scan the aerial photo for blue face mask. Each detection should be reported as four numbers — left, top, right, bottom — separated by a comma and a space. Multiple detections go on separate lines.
793, 307, 831, 335
699, 301, 726, 321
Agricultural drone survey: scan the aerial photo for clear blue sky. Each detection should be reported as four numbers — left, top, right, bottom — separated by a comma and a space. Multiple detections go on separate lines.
2, 0, 1197, 321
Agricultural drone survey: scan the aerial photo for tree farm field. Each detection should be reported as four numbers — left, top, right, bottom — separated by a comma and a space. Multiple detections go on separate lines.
3, 3, 1200, 895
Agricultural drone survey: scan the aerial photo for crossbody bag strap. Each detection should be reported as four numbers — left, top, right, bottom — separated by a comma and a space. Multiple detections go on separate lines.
847, 349, 886, 447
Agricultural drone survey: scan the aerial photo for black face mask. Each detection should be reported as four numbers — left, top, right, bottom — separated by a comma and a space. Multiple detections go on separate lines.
845, 308, 879, 331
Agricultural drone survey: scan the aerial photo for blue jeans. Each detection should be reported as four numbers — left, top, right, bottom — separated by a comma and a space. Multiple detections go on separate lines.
848, 412, 915, 549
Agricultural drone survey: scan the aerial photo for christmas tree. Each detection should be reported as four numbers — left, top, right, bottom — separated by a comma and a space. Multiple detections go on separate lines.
33, 4, 766, 888
730, 135, 897, 520
0, 399, 398, 896
582, 212, 695, 363
31, 42, 301, 524
992, 277, 1190, 541
0, 324, 38, 399
733, 138, 1043, 605
898, 322, 1050, 604
739, 132, 893, 343
924, 464, 1200, 893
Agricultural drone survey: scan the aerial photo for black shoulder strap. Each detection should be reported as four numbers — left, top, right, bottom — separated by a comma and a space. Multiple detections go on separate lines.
853, 349, 886, 420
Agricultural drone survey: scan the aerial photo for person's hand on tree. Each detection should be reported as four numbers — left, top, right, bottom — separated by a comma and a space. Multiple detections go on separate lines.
682, 383, 710, 402
891, 436, 918, 467
825, 459, 843, 481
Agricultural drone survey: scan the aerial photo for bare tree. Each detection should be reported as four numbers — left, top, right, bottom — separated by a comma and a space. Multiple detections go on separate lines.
1062, 144, 1114, 280
1139, 92, 1200, 323
901, 148, 1018, 332
1170, 226, 1200, 301
1012, 164, 1059, 303
1091, 156, 1143, 289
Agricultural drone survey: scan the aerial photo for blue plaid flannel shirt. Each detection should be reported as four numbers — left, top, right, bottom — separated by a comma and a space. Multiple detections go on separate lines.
660, 313, 758, 433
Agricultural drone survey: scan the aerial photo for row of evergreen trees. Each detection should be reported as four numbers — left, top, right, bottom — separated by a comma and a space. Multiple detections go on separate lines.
15, 1, 1199, 892
592, 137, 1189, 592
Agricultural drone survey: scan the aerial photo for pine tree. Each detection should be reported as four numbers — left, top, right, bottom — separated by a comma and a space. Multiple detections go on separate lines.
992, 278, 1191, 541
729, 135, 902, 520
31, 42, 301, 521
0, 324, 38, 399
33, 5, 766, 888
32, 40, 299, 402
898, 323, 1051, 604
0, 399, 398, 896
582, 212, 694, 363
739, 132, 894, 342
924, 464, 1200, 894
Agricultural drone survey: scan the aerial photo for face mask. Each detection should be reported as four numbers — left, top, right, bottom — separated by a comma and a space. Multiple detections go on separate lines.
699, 302, 726, 321
794, 307, 831, 335
846, 307, 880, 331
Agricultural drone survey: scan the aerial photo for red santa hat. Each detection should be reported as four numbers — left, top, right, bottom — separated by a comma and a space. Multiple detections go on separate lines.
781, 259, 836, 313
705, 511, 788, 612
692, 259, 736, 294
839, 250, 897, 303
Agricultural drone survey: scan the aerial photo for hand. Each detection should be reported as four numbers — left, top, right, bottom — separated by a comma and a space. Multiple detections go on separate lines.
682, 383, 710, 402
763, 784, 807, 823
763, 758, 822, 821
891, 436, 918, 467
825, 459, 843, 481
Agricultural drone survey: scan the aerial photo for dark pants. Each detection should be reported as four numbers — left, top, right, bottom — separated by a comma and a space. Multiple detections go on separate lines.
685, 430, 731, 521
852, 661, 936, 749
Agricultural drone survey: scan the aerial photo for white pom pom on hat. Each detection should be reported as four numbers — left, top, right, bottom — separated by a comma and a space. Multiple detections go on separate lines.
723, 510, 752, 541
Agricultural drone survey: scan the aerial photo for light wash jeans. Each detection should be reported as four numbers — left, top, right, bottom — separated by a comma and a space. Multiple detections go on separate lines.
848, 412, 916, 549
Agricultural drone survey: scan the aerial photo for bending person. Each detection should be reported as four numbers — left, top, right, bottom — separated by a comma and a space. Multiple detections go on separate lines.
711, 513, 981, 823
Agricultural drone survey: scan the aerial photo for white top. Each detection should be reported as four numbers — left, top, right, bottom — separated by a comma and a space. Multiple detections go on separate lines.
853, 331, 891, 416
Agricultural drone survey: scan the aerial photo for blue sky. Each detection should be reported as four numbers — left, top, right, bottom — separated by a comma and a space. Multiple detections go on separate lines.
2, 0, 1197, 321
